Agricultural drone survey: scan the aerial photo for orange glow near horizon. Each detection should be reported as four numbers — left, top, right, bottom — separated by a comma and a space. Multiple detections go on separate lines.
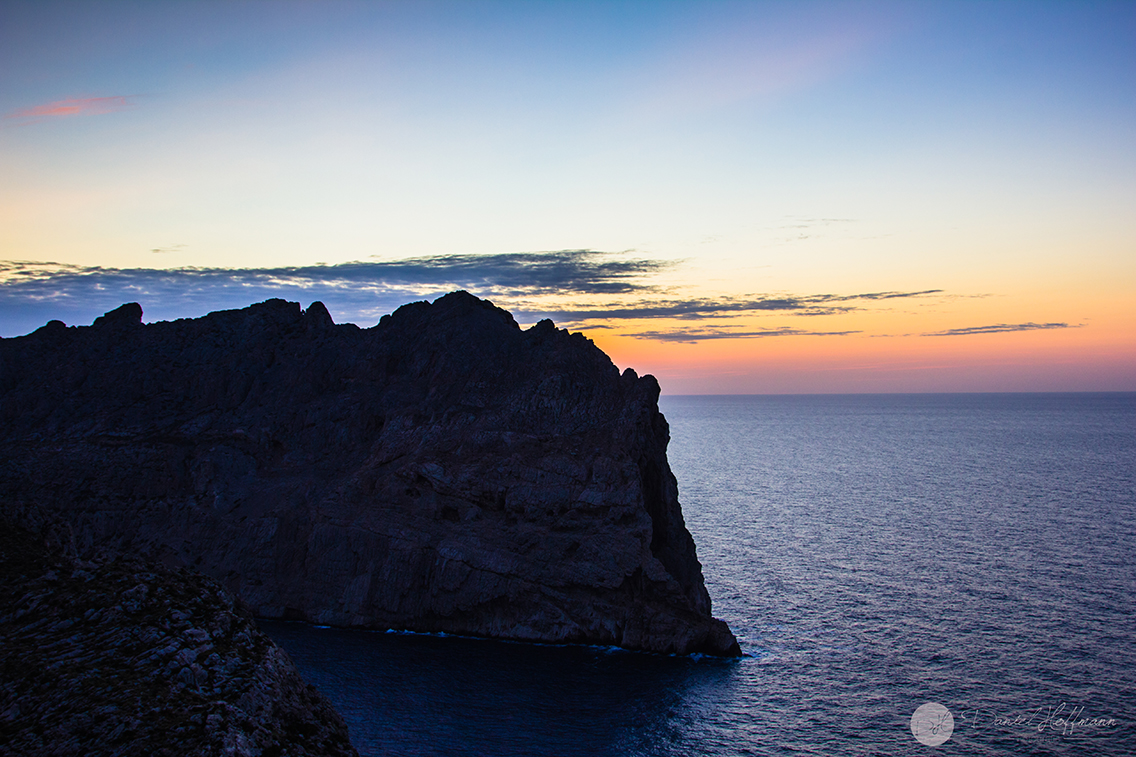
568, 271, 1136, 393
587, 318, 1136, 394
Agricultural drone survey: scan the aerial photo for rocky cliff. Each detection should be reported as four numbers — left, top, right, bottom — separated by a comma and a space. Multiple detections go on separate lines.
0, 292, 739, 656
0, 507, 358, 757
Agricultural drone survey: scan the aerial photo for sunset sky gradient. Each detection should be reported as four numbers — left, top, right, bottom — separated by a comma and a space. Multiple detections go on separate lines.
2, 0, 1133, 393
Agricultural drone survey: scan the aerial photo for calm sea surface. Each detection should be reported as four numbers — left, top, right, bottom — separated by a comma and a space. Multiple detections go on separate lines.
263, 393, 1136, 756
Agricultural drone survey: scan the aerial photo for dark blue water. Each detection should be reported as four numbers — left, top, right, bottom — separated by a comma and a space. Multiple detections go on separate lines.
263, 393, 1136, 755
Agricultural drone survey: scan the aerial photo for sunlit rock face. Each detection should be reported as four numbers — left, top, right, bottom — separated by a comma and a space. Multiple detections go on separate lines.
0, 292, 739, 657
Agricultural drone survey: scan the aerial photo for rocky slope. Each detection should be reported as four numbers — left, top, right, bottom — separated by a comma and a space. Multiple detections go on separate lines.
0, 292, 739, 656
0, 507, 357, 757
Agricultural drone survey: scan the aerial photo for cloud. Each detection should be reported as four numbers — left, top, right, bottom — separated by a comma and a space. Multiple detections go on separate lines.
923, 322, 1078, 336
0, 251, 670, 335
5, 96, 136, 121
0, 250, 667, 297
622, 326, 861, 343
0, 251, 944, 341
354, 250, 672, 295
768, 216, 876, 244
520, 289, 942, 323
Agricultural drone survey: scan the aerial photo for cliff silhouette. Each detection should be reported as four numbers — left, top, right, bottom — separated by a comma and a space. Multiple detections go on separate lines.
0, 292, 739, 657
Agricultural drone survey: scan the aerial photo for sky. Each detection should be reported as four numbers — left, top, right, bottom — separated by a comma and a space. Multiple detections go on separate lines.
2, 0, 1134, 393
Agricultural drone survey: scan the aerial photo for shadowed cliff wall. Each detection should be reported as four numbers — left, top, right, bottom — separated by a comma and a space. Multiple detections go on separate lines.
0, 292, 739, 656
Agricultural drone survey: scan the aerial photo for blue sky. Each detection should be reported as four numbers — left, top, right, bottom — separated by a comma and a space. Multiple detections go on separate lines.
2, 1, 1133, 391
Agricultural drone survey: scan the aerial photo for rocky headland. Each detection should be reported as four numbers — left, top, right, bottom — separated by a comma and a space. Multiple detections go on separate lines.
0, 291, 739, 657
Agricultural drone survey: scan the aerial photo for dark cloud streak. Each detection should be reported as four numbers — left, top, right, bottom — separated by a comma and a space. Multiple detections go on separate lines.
1, 250, 668, 298
923, 322, 1077, 336
520, 289, 941, 322
624, 326, 861, 343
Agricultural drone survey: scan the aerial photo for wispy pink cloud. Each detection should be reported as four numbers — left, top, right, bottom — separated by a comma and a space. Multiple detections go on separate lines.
5, 96, 135, 120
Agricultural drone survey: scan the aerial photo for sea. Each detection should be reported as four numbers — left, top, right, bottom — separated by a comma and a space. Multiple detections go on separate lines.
262, 393, 1136, 756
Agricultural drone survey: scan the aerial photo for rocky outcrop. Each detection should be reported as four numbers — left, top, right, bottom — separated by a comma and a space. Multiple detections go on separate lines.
0, 508, 357, 757
0, 292, 739, 656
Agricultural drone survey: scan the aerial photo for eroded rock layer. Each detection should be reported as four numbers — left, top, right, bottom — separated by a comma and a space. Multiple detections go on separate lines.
0, 292, 739, 656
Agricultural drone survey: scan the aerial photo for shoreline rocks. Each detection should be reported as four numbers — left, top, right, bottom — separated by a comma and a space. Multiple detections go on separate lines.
0, 510, 358, 757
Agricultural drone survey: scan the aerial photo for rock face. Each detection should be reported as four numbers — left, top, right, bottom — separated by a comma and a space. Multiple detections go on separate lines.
0, 507, 358, 757
0, 292, 739, 656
